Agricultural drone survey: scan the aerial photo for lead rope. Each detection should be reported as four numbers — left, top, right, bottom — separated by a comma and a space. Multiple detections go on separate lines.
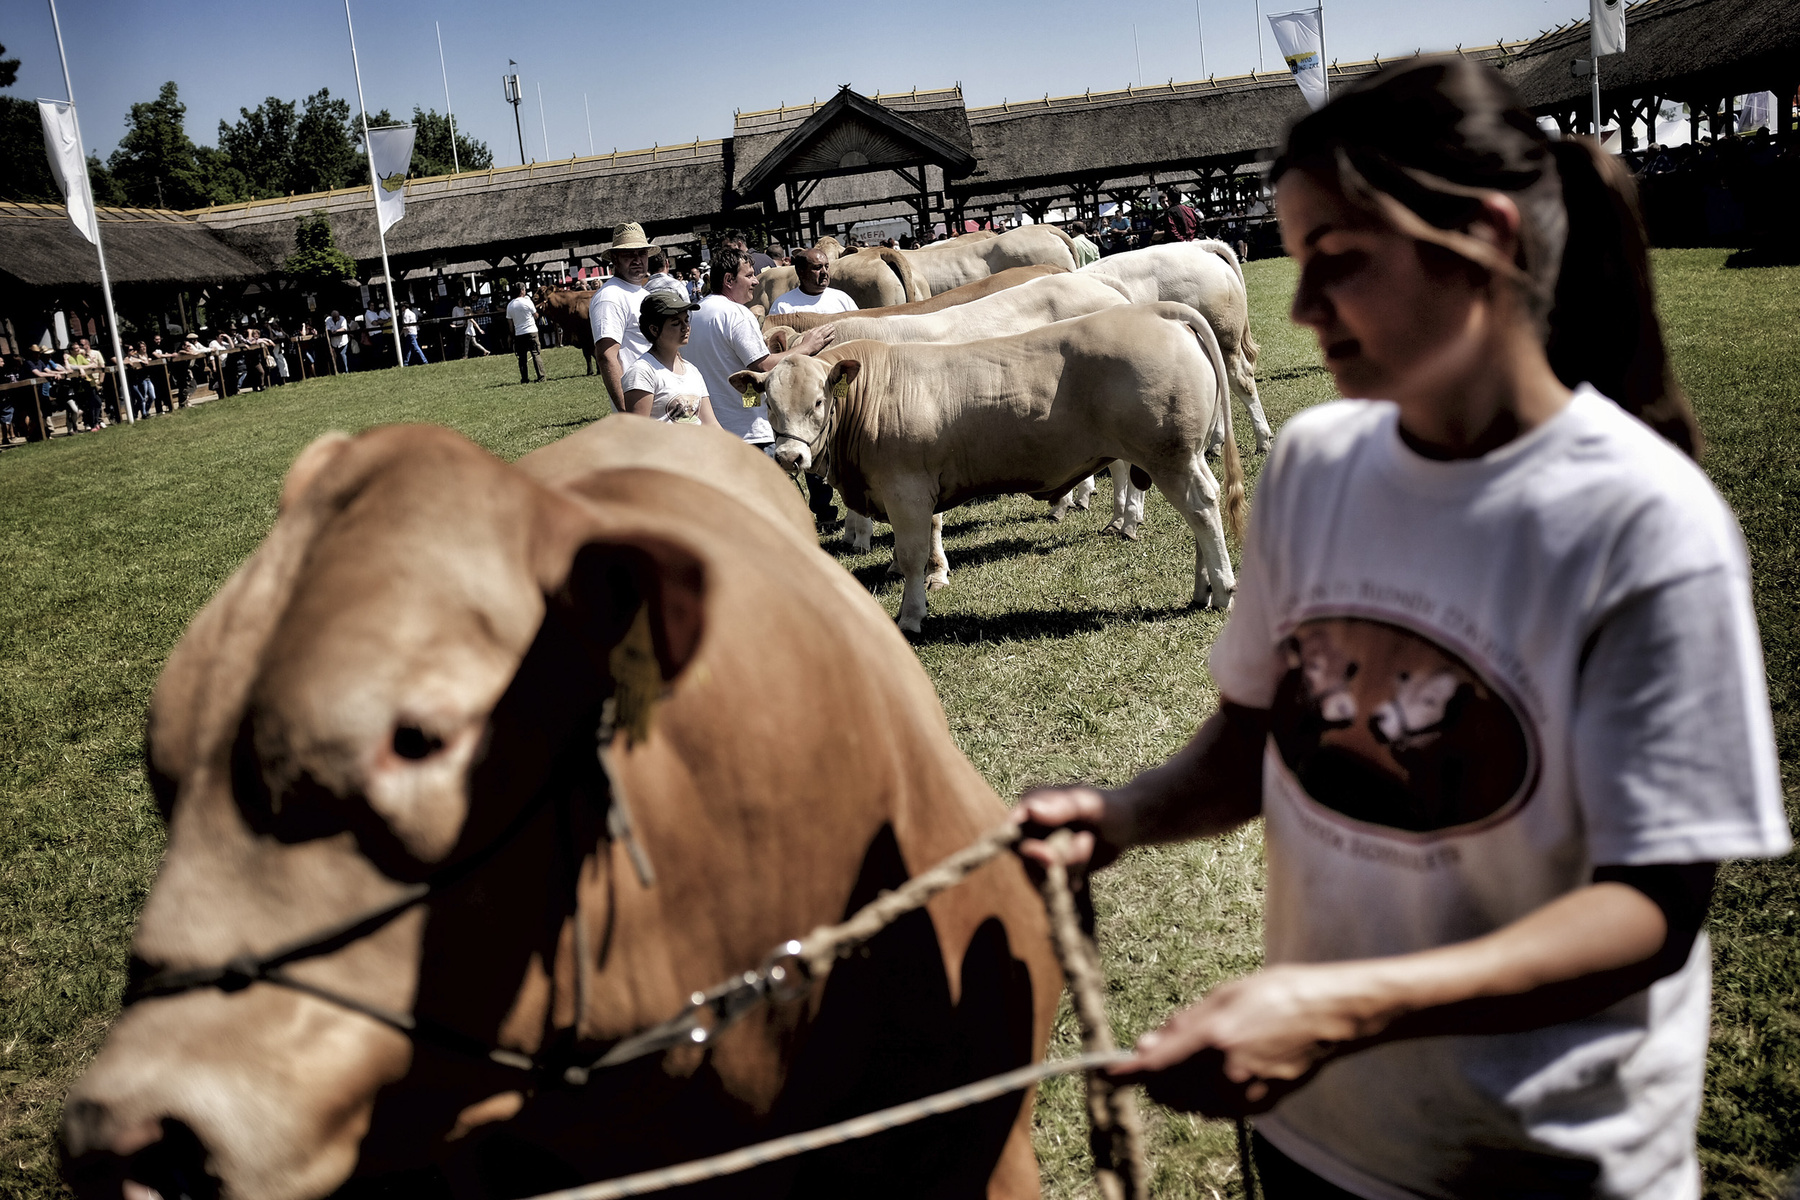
1038, 830, 1149, 1200
527, 822, 1155, 1200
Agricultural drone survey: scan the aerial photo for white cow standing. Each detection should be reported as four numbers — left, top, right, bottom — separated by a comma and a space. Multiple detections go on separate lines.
737, 303, 1245, 634
900, 226, 1079, 294
765, 275, 1144, 555
1081, 239, 1274, 453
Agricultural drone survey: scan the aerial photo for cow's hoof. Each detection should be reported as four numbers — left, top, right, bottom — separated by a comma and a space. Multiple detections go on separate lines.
1074, 496, 1092, 511
1048, 508, 1068, 523
1256, 437, 1272, 454
1099, 518, 1124, 537
1119, 524, 1141, 542
897, 617, 924, 636
926, 574, 950, 592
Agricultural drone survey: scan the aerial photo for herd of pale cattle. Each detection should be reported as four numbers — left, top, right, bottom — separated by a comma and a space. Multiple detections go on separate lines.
547, 225, 1270, 632
58, 225, 1272, 1200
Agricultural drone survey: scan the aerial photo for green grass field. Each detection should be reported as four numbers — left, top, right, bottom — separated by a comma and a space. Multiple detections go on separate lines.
1, 249, 1794, 1198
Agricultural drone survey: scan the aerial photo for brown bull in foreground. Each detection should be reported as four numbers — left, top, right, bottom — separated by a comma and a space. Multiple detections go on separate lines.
61, 419, 1060, 1200
536, 286, 598, 375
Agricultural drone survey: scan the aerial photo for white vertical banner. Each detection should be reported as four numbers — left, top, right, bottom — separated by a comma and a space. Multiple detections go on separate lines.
1592, 0, 1626, 57
368, 124, 415, 233
37, 99, 98, 244
1268, 10, 1328, 110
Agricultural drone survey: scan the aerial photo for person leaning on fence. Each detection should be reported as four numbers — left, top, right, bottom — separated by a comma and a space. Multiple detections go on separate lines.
1016, 56, 1791, 1200
591, 220, 655, 413
505, 282, 546, 385
325, 309, 351, 374
620, 289, 717, 427
63, 337, 106, 430
1153, 187, 1200, 243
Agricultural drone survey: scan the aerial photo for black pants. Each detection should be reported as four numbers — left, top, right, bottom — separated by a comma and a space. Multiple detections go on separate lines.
513, 331, 543, 382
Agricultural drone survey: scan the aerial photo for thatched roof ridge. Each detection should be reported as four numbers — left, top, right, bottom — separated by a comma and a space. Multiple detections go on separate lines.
199, 147, 735, 271
0, 202, 261, 289
1495, 0, 1800, 111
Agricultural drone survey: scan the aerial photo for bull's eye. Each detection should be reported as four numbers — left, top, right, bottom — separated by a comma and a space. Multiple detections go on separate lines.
392, 725, 443, 761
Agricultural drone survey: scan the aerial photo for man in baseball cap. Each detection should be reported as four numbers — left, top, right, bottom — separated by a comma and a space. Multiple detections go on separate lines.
591, 220, 655, 413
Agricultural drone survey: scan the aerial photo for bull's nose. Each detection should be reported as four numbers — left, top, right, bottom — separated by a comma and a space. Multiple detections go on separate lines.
64, 1112, 218, 1200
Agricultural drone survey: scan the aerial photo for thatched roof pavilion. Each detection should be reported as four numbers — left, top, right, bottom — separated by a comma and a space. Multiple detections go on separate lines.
0, 202, 260, 291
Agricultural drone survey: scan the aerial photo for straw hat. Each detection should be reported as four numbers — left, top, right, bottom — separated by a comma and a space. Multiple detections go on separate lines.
608, 222, 652, 256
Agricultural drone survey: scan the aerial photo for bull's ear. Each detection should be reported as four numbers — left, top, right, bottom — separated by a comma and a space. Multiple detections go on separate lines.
764, 326, 794, 352
279, 431, 353, 515
558, 537, 706, 686
728, 368, 769, 396
827, 360, 861, 390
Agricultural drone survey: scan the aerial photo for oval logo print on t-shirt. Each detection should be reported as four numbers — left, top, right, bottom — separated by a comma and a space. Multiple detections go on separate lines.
1270, 617, 1531, 833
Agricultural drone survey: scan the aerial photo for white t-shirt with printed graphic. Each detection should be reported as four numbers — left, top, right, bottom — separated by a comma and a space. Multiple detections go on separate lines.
620, 354, 707, 423
1208, 389, 1789, 1200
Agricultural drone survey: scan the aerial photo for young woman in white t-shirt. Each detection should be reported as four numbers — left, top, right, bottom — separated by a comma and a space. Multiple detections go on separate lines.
620, 291, 719, 428
1017, 58, 1788, 1199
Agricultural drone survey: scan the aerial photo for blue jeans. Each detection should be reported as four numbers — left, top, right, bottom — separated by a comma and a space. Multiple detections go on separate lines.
333, 344, 349, 374
404, 333, 428, 366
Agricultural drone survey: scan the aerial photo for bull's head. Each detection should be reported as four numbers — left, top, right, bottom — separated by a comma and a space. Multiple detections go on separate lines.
61, 427, 705, 1200
730, 358, 859, 475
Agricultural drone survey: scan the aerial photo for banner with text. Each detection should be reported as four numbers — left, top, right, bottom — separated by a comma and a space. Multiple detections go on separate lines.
37, 99, 98, 244
367, 124, 416, 233
1268, 10, 1329, 110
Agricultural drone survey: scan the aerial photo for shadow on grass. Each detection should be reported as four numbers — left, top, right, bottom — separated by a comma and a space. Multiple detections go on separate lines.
942, 537, 1047, 570
539, 417, 602, 432
909, 603, 1193, 645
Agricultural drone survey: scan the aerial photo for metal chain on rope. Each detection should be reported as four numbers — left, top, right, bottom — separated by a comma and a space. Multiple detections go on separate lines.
518, 822, 1167, 1200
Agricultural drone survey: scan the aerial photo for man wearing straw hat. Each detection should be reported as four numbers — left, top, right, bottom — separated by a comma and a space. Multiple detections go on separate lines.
591, 220, 655, 413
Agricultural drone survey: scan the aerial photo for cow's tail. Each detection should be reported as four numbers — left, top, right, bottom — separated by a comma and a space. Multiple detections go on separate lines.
1165, 302, 1244, 540
878, 248, 931, 302
1199, 239, 1259, 369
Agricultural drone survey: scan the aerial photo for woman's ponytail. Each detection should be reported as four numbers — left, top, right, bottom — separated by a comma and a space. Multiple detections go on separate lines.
1545, 138, 1701, 458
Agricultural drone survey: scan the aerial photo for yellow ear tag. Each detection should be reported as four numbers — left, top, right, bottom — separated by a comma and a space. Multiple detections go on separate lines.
740, 384, 760, 409
832, 376, 849, 401
608, 603, 661, 748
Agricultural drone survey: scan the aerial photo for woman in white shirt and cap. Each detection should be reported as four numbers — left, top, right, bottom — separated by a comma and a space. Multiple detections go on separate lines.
621, 290, 719, 427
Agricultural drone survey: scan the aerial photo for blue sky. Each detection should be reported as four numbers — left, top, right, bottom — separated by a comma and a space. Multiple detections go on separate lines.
7, 0, 1607, 171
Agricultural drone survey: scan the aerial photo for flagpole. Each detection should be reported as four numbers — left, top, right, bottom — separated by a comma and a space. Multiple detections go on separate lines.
584, 93, 594, 156
47, 0, 132, 422
1318, 2, 1328, 101
537, 82, 550, 159
1196, 0, 1207, 77
345, 0, 406, 369
436, 21, 459, 175
1255, 0, 1265, 71
1592, 58, 1603, 140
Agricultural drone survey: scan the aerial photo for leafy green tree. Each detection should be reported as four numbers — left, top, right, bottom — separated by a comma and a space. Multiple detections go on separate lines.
86, 152, 125, 205
193, 144, 252, 205
0, 97, 59, 202
107, 81, 210, 209
408, 107, 493, 176
0, 42, 19, 89
289, 89, 357, 195
281, 212, 359, 288
218, 96, 298, 198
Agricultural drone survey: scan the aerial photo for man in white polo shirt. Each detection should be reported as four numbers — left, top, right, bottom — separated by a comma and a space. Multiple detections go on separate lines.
687, 244, 842, 525
590, 221, 655, 413
769, 248, 859, 315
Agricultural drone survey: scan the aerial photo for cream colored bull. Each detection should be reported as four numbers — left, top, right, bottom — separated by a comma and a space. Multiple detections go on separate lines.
1080, 240, 1273, 452
901, 226, 1078, 294
765, 273, 1144, 554
735, 303, 1245, 634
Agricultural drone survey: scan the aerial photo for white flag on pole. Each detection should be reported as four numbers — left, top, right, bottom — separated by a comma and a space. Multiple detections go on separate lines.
1268, 10, 1328, 110
367, 124, 416, 233
1592, 0, 1626, 57
37, 99, 98, 244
